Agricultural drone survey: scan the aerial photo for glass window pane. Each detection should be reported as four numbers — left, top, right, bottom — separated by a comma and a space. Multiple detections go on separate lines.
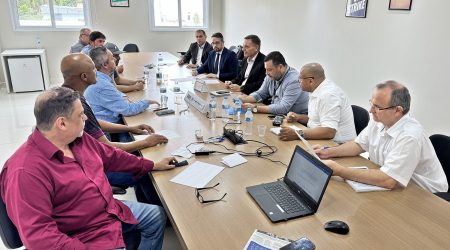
181, 0, 204, 27
16, 0, 51, 26
154, 0, 179, 27
54, 0, 86, 27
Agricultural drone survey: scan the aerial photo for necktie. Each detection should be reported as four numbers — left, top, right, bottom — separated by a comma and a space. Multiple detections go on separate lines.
213, 52, 220, 74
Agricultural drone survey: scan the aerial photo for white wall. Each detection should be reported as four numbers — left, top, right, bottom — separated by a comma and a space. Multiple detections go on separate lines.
0, 0, 223, 84
223, 0, 450, 135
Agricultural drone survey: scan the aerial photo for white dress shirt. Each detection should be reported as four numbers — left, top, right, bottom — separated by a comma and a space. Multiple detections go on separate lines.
307, 79, 356, 143
195, 43, 205, 66
215, 49, 223, 77
242, 53, 258, 86
355, 115, 448, 193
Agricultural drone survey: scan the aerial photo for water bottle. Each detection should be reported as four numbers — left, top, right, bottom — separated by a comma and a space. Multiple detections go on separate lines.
158, 53, 163, 64
209, 96, 217, 121
234, 98, 242, 122
244, 108, 253, 135
143, 66, 149, 84
156, 67, 162, 85
221, 96, 229, 118
228, 98, 236, 118
160, 80, 167, 93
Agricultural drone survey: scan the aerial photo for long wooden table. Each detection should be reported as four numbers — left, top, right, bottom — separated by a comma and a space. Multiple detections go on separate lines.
120, 52, 450, 249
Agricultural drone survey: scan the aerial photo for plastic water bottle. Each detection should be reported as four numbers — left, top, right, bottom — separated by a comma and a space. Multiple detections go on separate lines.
209, 96, 217, 121
221, 96, 229, 118
143, 66, 149, 84
234, 98, 242, 122
228, 98, 236, 118
173, 81, 180, 92
244, 108, 253, 135
156, 67, 162, 85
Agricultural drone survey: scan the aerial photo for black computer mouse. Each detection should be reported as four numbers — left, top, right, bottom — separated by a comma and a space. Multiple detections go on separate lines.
324, 220, 350, 235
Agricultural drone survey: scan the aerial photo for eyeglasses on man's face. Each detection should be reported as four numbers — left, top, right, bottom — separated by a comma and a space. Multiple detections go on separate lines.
195, 183, 227, 203
369, 100, 396, 112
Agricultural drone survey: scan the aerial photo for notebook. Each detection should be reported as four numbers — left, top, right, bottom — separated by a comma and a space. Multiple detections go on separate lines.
247, 145, 332, 222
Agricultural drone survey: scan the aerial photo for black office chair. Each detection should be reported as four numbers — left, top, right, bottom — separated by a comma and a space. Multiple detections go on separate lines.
123, 43, 140, 53
429, 134, 450, 201
351, 105, 370, 135
0, 189, 23, 249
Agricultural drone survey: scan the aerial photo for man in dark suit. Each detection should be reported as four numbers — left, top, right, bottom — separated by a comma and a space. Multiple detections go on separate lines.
225, 34, 266, 95
194, 32, 238, 82
178, 30, 212, 69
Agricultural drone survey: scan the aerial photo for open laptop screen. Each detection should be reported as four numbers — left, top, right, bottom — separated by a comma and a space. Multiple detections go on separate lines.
285, 146, 331, 203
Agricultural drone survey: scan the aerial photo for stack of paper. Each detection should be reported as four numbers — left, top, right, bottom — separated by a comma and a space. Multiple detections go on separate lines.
221, 153, 247, 168
170, 161, 224, 188
133, 130, 181, 141
345, 166, 390, 192
345, 180, 390, 192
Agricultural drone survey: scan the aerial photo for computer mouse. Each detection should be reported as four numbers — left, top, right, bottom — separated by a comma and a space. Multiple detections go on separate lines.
324, 220, 350, 235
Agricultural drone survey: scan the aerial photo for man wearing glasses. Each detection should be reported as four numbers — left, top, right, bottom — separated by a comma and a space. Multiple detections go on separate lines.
69, 28, 91, 53
314, 81, 448, 193
279, 63, 356, 144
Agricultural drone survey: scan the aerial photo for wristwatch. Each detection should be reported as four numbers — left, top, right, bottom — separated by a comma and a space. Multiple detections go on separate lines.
295, 129, 305, 138
252, 106, 258, 113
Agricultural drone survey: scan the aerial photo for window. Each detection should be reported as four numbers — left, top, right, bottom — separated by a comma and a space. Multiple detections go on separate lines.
9, 0, 91, 31
149, 0, 208, 31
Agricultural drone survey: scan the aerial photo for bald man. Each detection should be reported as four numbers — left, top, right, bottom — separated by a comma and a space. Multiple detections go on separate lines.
61, 53, 167, 203
279, 63, 356, 143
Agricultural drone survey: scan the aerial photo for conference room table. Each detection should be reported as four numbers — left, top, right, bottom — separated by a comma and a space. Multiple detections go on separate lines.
119, 52, 450, 249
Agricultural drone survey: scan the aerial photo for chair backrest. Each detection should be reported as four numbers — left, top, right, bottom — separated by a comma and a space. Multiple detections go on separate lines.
429, 134, 450, 192
123, 43, 139, 53
0, 190, 23, 249
351, 105, 370, 135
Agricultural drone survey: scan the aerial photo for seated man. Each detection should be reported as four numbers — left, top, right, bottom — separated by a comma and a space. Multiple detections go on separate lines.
193, 32, 238, 82
177, 29, 212, 68
84, 47, 158, 124
240, 51, 309, 115
279, 63, 356, 143
0, 87, 176, 249
61, 53, 168, 204
225, 34, 266, 96
69, 28, 91, 53
105, 42, 124, 73
105, 42, 145, 93
81, 30, 106, 55
315, 81, 448, 192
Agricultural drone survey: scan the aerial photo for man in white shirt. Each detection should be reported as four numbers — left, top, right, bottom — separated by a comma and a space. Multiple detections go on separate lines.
314, 81, 448, 193
279, 63, 356, 143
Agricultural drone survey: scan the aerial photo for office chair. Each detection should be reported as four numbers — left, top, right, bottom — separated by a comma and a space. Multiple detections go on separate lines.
429, 134, 450, 201
123, 44, 140, 53
0, 189, 23, 249
351, 105, 370, 135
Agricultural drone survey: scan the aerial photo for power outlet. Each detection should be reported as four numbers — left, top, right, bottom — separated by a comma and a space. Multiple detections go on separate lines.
35, 36, 41, 49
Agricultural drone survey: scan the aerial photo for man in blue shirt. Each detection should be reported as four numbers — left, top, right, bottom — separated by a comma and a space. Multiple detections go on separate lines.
84, 47, 158, 124
240, 51, 309, 115
193, 32, 238, 82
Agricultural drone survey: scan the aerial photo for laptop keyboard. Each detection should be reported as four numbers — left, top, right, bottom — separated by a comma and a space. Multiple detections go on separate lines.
264, 184, 306, 214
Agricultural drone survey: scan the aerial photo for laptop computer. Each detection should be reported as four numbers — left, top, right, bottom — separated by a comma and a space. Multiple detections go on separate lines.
247, 145, 332, 222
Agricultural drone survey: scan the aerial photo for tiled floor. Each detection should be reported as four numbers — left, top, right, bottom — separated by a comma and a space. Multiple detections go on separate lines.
0, 84, 182, 250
